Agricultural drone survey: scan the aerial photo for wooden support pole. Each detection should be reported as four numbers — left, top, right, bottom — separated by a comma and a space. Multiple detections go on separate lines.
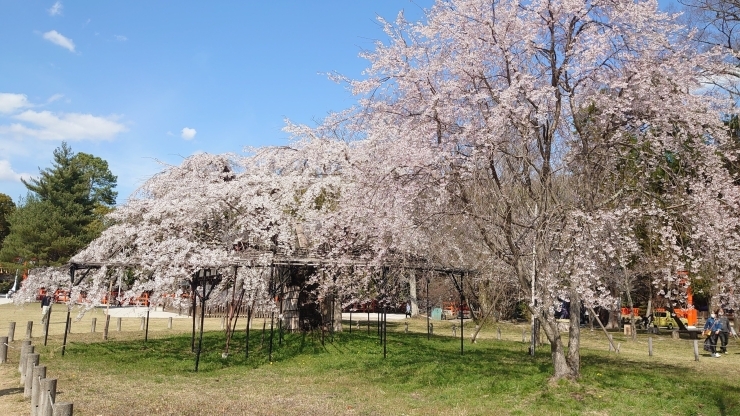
648, 337, 653, 356
52, 402, 74, 416
693, 339, 700, 361
608, 335, 614, 352
497, 327, 501, 340
52, 402, 73, 416
0, 336, 7, 364
61, 312, 70, 357
116, 317, 121, 332
269, 312, 274, 363
24, 353, 40, 398
31, 365, 46, 416
43, 308, 51, 346
20, 343, 33, 383
245, 307, 252, 360
18, 340, 31, 374
168, 317, 173, 329
103, 315, 110, 340
39, 378, 57, 416
145, 310, 150, 342
26, 320, 33, 339
139, 317, 145, 331
194, 295, 207, 371
90, 318, 96, 333
8, 321, 15, 342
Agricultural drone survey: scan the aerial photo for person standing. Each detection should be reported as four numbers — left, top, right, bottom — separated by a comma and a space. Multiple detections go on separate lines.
718, 309, 731, 354
41, 294, 52, 325
704, 312, 722, 357
405, 302, 412, 318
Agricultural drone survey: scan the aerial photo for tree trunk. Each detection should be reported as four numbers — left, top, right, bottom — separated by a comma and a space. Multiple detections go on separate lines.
566, 289, 581, 376
470, 301, 497, 343
541, 319, 578, 380
625, 286, 637, 341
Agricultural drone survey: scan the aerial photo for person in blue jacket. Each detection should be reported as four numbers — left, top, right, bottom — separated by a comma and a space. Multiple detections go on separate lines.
704, 311, 723, 357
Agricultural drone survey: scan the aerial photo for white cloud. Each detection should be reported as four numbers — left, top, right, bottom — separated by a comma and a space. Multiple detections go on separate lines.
0, 93, 31, 114
46, 94, 64, 104
0, 110, 127, 141
43, 30, 75, 52
181, 127, 197, 140
114, 35, 127, 42
48, 1, 63, 16
0, 160, 31, 183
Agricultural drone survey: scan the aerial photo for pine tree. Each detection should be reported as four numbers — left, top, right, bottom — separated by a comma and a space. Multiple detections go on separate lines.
0, 143, 117, 265
0, 193, 15, 250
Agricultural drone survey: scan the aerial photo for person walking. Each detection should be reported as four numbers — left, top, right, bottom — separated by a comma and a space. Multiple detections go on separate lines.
718, 309, 731, 354
41, 294, 52, 325
704, 312, 722, 358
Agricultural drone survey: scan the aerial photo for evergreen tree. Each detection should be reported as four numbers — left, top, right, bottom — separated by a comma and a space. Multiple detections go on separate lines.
0, 143, 117, 265
0, 193, 15, 250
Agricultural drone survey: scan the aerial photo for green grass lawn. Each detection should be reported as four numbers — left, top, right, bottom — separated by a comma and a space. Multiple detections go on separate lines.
1, 306, 738, 415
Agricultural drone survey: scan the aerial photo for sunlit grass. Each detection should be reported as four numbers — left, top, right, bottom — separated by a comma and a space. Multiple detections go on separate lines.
1, 303, 739, 415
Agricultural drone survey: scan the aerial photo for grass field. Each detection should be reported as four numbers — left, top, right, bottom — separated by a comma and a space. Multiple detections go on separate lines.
1, 302, 739, 416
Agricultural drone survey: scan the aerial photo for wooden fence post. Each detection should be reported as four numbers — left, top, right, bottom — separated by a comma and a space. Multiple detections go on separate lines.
90, 318, 96, 333
140, 317, 145, 331
693, 339, 700, 361
19, 342, 33, 382
39, 378, 57, 416
648, 337, 653, 357
8, 321, 16, 342
26, 320, 34, 339
497, 327, 501, 340
53, 402, 73, 416
0, 336, 7, 364
31, 365, 46, 416
24, 353, 40, 398
104, 315, 110, 340
116, 317, 122, 332
168, 317, 173, 329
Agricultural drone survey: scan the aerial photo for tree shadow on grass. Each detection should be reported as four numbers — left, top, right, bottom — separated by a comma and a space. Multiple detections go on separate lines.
580, 352, 740, 415
0, 387, 23, 398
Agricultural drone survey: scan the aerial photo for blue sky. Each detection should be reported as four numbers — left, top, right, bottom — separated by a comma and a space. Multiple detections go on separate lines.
0, 1, 430, 204
0, 0, 678, 205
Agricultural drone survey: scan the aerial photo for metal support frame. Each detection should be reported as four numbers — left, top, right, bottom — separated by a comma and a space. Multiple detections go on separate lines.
194, 269, 220, 372
448, 271, 466, 356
